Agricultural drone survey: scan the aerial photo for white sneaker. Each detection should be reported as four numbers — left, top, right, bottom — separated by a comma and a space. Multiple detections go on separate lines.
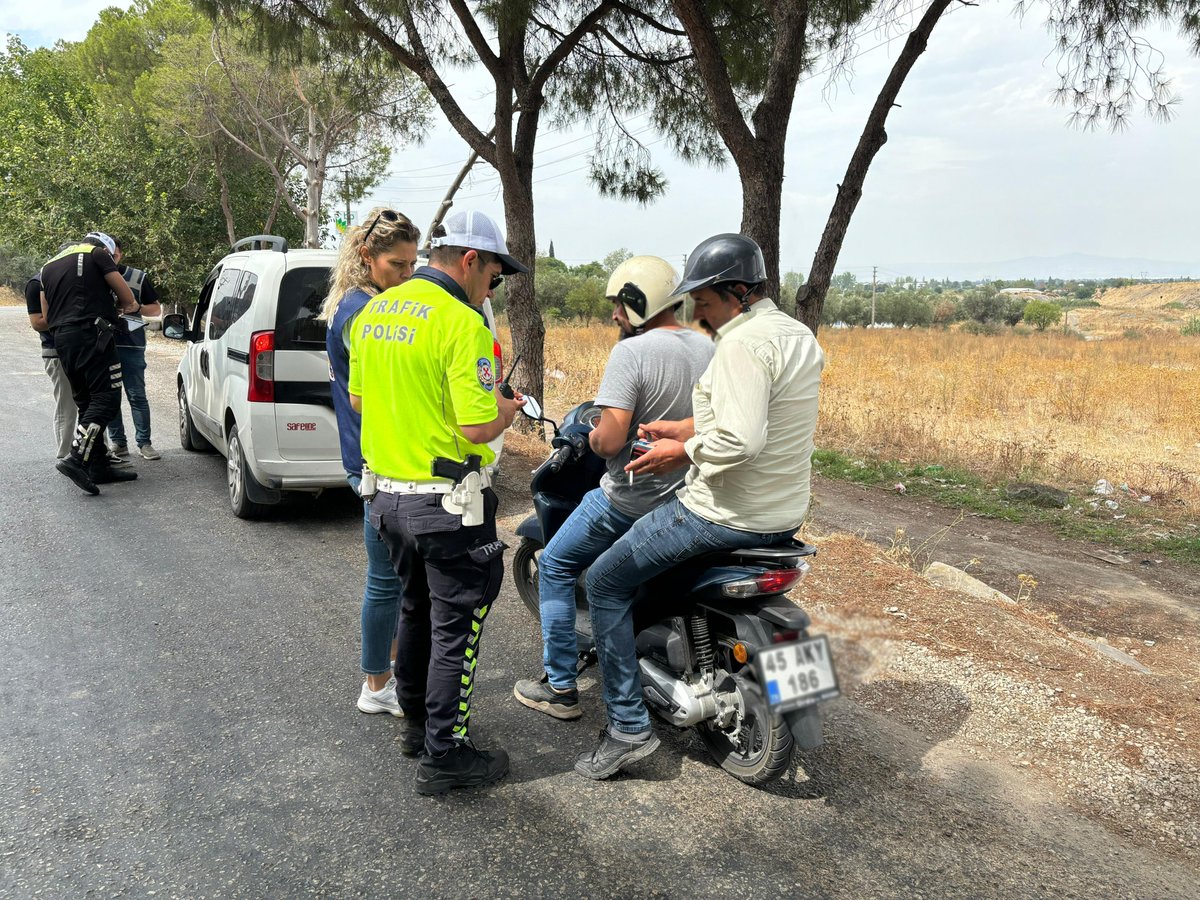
357, 676, 403, 716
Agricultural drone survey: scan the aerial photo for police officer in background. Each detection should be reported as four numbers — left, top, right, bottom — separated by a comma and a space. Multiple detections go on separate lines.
349, 209, 527, 796
40, 232, 140, 494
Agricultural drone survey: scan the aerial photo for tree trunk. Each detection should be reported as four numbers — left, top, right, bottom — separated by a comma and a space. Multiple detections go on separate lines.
795, 0, 954, 333
500, 173, 544, 410
304, 105, 321, 248
739, 143, 785, 303
215, 163, 238, 247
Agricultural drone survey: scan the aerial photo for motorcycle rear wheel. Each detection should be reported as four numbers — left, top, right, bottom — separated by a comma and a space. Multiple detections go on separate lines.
696, 675, 793, 785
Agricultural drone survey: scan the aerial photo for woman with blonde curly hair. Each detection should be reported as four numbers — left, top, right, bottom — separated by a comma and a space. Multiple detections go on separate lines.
322, 207, 420, 716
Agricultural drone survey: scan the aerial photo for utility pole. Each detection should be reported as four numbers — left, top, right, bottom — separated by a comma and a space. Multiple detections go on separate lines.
343, 172, 351, 228
871, 265, 878, 327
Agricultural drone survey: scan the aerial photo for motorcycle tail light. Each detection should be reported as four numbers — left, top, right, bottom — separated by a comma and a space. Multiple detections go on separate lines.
772, 629, 801, 644
720, 562, 809, 598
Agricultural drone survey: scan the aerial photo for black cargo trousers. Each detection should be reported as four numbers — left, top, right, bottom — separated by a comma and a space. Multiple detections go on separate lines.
370, 488, 506, 756
53, 320, 122, 436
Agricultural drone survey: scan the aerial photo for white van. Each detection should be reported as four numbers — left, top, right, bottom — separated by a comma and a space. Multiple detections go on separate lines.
163, 235, 505, 518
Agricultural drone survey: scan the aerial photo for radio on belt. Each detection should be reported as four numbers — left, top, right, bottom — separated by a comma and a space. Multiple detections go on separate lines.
432, 454, 485, 526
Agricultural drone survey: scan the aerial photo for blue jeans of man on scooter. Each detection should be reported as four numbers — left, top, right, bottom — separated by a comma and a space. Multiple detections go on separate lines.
539, 488, 639, 690
584, 498, 794, 735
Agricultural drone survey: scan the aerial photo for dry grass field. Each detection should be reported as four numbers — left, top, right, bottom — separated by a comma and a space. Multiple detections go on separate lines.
513, 320, 1200, 512
1071, 281, 1200, 338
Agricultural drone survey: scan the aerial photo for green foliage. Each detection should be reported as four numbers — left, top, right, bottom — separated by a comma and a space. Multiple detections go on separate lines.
960, 319, 1005, 336
0, 13, 300, 302
1182, 317, 1200, 336
1022, 299, 1063, 331
0, 245, 42, 291
564, 277, 608, 323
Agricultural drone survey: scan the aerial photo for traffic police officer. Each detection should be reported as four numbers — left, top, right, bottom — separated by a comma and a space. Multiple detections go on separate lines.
40, 232, 140, 495
349, 209, 527, 796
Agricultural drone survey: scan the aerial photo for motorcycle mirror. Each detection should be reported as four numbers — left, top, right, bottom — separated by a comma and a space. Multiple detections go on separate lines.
520, 395, 543, 421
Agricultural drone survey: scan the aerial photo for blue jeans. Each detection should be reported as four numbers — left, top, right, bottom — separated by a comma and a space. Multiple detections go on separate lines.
348, 474, 404, 676
107, 346, 150, 447
584, 499, 795, 734
539, 488, 638, 690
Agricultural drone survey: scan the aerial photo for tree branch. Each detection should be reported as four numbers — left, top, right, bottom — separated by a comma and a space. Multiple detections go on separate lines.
797, 0, 955, 332
669, 0, 756, 159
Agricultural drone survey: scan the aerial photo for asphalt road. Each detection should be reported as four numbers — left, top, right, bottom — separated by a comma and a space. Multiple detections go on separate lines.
1, 308, 1196, 898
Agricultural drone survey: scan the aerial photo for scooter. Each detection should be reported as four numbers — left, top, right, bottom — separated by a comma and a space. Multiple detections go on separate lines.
511, 397, 840, 785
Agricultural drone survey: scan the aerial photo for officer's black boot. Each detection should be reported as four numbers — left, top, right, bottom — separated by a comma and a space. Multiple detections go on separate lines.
89, 451, 138, 484
55, 423, 100, 495
414, 740, 510, 796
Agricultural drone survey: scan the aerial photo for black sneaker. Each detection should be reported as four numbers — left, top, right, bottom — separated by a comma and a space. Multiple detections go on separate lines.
89, 459, 138, 484
56, 457, 99, 495
514, 673, 582, 720
398, 718, 426, 758
414, 741, 510, 796
574, 728, 660, 780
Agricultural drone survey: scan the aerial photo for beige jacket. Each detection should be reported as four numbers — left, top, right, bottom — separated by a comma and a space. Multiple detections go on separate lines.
680, 299, 824, 533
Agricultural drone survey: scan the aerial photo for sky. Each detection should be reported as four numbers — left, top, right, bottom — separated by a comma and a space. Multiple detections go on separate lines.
8, 1, 1200, 278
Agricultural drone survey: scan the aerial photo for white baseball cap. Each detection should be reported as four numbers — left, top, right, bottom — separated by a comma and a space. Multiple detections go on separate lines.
84, 232, 117, 256
430, 210, 529, 275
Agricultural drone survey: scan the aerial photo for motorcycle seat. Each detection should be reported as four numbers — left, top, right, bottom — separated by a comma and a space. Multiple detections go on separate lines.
688, 539, 816, 569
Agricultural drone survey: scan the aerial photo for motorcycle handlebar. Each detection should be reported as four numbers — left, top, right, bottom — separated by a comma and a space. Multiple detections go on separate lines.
546, 445, 572, 474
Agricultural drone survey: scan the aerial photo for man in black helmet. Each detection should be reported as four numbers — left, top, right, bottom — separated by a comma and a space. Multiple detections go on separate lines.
39, 232, 141, 494
573, 233, 825, 780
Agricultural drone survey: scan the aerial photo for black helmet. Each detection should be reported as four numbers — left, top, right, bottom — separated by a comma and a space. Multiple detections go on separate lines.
671, 233, 767, 297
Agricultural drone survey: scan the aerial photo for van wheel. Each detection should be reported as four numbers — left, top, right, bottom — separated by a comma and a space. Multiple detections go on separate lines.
178, 384, 212, 452
227, 425, 269, 519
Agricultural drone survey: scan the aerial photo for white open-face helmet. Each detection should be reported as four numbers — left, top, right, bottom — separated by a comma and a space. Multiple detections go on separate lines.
605, 255, 681, 328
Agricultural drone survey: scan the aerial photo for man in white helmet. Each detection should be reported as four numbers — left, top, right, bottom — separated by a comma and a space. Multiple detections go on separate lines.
514, 256, 713, 721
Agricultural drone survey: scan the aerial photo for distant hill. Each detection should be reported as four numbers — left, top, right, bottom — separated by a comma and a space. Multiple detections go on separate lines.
1070, 281, 1200, 338
873, 253, 1200, 282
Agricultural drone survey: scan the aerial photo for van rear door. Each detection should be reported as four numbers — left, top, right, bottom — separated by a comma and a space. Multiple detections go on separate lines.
272, 264, 338, 461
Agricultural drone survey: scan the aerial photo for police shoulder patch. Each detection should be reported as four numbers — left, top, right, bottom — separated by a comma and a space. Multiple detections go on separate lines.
476, 357, 494, 391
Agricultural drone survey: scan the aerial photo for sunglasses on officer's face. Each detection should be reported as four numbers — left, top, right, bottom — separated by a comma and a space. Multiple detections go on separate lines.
489, 274, 504, 291
362, 209, 401, 242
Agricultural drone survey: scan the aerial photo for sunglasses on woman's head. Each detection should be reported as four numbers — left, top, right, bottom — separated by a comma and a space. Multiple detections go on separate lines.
363, 209, 401, 242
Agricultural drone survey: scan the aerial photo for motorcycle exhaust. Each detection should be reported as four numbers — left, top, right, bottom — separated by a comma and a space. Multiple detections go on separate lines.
639, 658, 718, 727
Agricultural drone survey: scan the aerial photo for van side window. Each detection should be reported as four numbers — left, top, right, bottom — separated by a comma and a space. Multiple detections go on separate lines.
275, 267, 331, 350
208, 268, 249, 341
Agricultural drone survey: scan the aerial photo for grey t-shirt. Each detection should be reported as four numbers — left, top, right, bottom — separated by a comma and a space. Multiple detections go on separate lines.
594, 327, 715, 517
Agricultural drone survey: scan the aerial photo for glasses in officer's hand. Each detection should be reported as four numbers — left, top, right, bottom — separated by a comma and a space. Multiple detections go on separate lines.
363, 209, 401, 242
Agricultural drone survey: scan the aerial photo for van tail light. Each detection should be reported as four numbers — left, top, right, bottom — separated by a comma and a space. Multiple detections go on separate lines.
248, 330, 275, 402
493, 338, 504, 382
720, 562, 810, 598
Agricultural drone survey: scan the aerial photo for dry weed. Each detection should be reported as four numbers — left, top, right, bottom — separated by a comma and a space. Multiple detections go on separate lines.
516, 321, 1200, 514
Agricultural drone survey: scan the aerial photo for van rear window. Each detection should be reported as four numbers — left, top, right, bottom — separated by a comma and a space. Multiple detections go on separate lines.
275, 266, 331, 350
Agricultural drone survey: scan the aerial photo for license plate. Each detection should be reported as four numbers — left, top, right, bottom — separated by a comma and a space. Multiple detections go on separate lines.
755, 635, 840, 711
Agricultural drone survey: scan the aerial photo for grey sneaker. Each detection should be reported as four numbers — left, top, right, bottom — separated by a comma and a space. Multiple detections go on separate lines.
138, 443, 162, 460
514, 673, 581, 720
106, 452, 134, 469
574, 728, 660, 780
110, 442, 129, 458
